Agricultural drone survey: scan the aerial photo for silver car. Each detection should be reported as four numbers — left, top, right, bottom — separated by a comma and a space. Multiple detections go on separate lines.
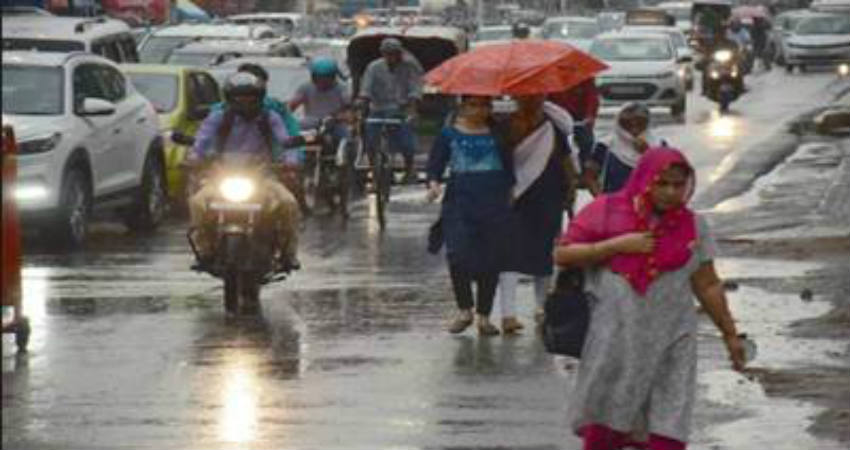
784, 13, 850, 73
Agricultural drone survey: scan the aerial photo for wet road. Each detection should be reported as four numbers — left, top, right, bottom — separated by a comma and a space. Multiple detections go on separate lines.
3, 68, 848, 450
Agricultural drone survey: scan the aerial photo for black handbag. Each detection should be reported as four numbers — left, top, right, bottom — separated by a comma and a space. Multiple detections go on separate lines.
542, 268, 590, 358
427, 216, 444, 255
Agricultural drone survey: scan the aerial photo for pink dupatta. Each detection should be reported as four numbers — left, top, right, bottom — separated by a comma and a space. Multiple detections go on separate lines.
563, 148, 697, 295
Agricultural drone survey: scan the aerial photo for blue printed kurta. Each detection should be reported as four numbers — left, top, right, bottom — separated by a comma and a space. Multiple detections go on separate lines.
427, 127, 513, 275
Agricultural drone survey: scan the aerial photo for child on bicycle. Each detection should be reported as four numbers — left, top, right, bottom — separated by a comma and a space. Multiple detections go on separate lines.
426, 96, 514, 336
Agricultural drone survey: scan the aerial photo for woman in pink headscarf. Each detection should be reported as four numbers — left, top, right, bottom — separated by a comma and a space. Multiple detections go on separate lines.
554, 148, 746, 450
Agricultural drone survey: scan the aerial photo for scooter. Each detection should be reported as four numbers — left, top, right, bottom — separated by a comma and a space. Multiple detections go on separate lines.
704, 48, 744, 113
173, 132, 307, 315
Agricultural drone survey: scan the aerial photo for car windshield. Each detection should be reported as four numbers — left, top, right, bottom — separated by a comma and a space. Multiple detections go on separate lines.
476, 28, 512, 41
2, 38, 84, 52
544, 21, 600, 39
139, 36, 201, 63
591, 38, 673, 61
167, 52, 217, 66
127, 73, 179, 113
795, 15, 850, 35
2, 65, 63, 115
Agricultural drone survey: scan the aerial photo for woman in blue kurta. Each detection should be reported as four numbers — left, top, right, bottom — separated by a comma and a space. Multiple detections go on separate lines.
426, 96, 514, 336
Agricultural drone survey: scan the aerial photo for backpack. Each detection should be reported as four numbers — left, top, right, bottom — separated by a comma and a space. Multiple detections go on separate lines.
215, 108, 275, 157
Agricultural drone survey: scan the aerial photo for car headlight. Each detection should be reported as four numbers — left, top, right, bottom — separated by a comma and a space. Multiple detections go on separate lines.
219, 177, 255, 202
14, 184, 49, 202
18, 133, 62, 155
714, 50, 733, 63
839, 63, 850, 77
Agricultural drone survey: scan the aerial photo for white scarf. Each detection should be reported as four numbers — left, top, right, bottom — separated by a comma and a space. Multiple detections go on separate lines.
606, 124, 664, 169
511, 102, 576, 199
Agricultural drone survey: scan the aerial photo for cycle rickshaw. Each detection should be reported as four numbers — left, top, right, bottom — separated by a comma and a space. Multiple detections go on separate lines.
346, 26, 468, 229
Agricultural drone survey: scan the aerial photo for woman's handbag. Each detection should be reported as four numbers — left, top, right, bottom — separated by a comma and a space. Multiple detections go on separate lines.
427, 216, 444, 255
542, 268, 590, 358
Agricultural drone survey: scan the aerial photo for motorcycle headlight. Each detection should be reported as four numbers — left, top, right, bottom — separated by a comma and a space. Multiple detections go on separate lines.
219, 177, 255, 202
839, 63, 850, 77
678, 67, 688, 78
18, 132, 62, 155
714, 50, 733, 63
710, 70, 720, 79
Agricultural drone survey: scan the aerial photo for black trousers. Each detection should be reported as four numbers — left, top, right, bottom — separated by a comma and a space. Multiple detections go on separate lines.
449, 266, 499, 316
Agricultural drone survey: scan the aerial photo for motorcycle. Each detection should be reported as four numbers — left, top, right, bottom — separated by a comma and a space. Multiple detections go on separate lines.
173, 132, 307, 315
704, 48, 744, 113
301, 115, 353, 217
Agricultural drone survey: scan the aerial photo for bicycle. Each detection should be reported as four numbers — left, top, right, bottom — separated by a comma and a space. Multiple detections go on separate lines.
361, 116, 407, 230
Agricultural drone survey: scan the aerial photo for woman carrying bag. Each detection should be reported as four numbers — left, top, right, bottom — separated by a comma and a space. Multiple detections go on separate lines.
554, 148, 746, 450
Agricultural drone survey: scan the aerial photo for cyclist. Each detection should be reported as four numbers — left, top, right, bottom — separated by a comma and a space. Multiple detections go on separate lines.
357, 37, 424, 183
188, 72, 301, 271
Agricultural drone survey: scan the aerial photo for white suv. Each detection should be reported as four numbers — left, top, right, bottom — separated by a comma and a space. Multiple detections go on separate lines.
2, 51, 166, 247
2, 15, 139, 63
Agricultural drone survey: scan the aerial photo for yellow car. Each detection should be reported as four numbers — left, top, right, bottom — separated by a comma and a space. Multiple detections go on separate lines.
121, 64, 221, 205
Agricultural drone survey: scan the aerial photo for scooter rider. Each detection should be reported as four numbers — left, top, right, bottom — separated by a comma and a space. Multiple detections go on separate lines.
358, 37, 423, 183
188, 72, 301, 271
288, 57, 351, 144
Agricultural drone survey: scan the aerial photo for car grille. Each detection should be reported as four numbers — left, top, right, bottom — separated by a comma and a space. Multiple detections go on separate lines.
600, 83, 658, 100
797, 54, 847, 61
788, 42, 850, 50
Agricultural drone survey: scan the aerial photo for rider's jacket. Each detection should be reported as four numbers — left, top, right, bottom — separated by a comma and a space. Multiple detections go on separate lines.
191, 109, 291, 161
292, 81, 350, 129
360, 56, 424, 113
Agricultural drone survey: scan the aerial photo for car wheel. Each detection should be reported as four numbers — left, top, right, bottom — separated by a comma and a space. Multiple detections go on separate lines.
124, 150, 166, 231
53, 168, 91, 248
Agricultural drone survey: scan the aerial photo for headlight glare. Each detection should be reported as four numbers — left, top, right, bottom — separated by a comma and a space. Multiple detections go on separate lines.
710, 70, 720, 79
714, 50, 733, 63
15, 184, 49, 202
839, 63, 850, 77
219, 177, 255, 202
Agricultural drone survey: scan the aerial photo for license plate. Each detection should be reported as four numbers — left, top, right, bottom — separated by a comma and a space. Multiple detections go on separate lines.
610, 86, 646, 95
210, 202, 262, 212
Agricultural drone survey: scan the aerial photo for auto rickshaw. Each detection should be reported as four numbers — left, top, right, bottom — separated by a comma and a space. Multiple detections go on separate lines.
625, 7, 677, 27
691, 0, 733, 52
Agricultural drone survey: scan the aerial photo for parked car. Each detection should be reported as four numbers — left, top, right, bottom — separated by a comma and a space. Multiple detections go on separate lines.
165, 38, 302, 66
810, 0, 850, 13
590, 32, 687, 119
769, 8, 816, 66
207, 56, 310, 112
621, 25, 695, 90
2, 51, 165, 247
2, 15, 139, 63
542, 16, 601, 50
122, 64, 221, 206
137, 23, 277, 64
783, 13, 850, 73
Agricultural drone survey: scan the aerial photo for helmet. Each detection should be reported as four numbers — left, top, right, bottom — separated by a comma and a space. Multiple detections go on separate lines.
512, 21, 530, 39
310, 57, 339, 78
223, 72, 265, 118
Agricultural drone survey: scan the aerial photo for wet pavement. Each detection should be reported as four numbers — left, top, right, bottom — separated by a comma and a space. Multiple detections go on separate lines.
4, 69, 850, 450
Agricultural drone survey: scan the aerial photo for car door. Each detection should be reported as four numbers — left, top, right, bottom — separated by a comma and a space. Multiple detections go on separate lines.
72, 62, 125, 196
97, 64, 151, 190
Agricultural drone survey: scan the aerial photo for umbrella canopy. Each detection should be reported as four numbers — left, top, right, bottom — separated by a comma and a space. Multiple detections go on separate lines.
424, 39, 608, 97
732, 5, 770, 20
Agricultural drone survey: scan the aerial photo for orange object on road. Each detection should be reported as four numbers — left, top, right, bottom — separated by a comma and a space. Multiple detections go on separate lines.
2, 124, 29, 352
425, 40, 609, 96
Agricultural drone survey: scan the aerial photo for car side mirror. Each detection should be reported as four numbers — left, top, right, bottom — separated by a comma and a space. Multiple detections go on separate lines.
77, 97, 116, 116
188, 104, 210, 121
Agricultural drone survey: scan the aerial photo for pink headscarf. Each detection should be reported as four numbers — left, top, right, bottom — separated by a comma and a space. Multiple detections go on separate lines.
562, 147, 697, 295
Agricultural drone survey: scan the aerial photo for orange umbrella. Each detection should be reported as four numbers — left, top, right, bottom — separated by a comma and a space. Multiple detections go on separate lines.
425, 39, 608, 96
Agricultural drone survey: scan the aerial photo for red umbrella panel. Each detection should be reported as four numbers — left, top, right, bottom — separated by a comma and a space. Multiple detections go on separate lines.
425, 39, 609, 97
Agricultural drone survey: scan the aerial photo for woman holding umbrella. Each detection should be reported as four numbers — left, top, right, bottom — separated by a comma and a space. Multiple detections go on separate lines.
425, 40, 608, 333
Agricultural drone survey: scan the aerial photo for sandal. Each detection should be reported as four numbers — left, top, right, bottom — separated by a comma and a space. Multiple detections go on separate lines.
502, 317, 525, 335
477, 321, 500, 337
448, 312, 473, 334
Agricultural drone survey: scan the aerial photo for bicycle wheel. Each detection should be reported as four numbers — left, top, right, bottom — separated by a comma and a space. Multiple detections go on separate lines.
373, 149, 390, 230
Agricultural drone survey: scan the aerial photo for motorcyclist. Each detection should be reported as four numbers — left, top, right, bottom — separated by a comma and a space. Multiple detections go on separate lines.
701, 26, 744, 95
288, 57, 351, 143
188, 72, 301, 271
357, 37, 423, 183
726, 18, 752, 50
